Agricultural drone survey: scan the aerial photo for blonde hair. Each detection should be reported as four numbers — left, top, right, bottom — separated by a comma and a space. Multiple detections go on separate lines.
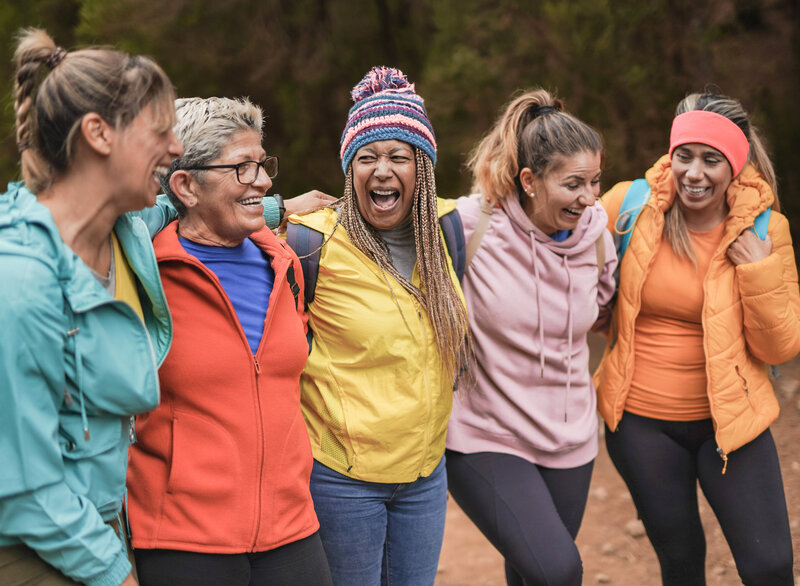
468, 89, 604, 204
13, 28, 175, 193
163, 97, 264, 216
666, 91, 779, 262
336, 148, 470, 377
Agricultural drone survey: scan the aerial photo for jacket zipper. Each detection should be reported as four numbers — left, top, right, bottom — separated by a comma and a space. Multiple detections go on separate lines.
252, 354, 265, 550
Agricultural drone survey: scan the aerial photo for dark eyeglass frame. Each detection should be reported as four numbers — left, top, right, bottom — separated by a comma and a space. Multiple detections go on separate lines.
184, 155, 279, 184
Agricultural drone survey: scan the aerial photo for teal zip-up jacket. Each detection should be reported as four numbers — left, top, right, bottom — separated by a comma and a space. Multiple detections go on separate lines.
0, 182, 173, 586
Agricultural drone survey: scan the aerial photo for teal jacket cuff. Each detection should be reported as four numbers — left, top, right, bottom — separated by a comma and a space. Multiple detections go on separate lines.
84, 550, 131, 586
262, 196, 281, 230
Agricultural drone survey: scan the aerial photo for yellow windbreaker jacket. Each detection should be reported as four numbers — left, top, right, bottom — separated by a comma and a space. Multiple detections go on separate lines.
595, 155, 800, 461
290, 199, 464, 483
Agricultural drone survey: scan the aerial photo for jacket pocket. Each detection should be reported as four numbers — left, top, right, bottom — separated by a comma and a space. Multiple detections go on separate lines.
166, 411, 241, 498
60, 415, 126, 515
734, 365, 757, 410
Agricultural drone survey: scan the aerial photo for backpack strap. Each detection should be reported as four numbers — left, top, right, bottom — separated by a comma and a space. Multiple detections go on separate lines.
285, 222, 324, 310
752, 207, 771, 241
595, 234, 605, 279
614, 178, 651, 261
286, 211, 467, 310
277, 241, 302, 310
465, 197, 494, 269
439, 209, 466, 283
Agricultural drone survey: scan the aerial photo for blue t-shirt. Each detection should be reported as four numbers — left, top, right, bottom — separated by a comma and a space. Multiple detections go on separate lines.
179, 237, 274, 354
550, 229, 572, 242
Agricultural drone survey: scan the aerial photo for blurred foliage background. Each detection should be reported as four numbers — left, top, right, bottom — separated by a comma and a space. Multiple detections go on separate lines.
1, 0, 798, 236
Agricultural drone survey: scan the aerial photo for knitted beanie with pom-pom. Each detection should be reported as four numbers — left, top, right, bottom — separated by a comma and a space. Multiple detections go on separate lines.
339, 66, 436, 173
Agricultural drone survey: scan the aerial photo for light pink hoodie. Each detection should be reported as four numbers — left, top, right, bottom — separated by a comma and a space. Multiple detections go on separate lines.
447, 193, 617, 468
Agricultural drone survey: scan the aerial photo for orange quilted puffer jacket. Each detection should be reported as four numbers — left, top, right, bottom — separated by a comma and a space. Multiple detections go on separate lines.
594, 155, 800, 467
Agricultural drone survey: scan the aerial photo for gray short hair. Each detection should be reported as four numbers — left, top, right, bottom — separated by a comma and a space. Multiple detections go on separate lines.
161, 96, 264, 215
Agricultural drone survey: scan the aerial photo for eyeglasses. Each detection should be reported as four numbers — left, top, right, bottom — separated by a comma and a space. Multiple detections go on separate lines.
184, 156, 279, 185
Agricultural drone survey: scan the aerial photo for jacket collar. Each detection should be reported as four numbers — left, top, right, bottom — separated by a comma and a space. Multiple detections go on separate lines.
153, 220, 292, 266
645, 154, 774, 228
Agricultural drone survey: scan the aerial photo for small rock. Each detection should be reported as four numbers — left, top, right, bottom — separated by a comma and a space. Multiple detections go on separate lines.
791, 461, 800, 472
712, 565, 727, 576
625, 519, 646, 538
590, 486, 609, 501
790, 519, 799, 531
595, 573, 611, 584
601, 542, 616, 555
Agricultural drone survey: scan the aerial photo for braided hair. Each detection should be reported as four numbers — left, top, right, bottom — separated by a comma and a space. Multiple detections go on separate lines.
335, 146, 470, 376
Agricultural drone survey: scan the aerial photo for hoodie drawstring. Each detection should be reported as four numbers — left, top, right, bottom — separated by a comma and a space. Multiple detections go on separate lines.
67, 326, 90, 441
563, 255, 574, 422
531, 239, 546, 378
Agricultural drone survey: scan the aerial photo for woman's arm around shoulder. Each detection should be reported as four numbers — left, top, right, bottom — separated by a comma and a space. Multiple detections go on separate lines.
730, 211, 800, 364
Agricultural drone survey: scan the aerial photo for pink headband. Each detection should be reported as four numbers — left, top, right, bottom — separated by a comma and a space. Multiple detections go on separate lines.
669, 110, 750, 177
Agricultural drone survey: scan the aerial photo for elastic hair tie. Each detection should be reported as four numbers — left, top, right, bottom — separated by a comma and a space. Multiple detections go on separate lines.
535, 105, 556, 118
16, 139, 30, 152
46, 47, 67, 71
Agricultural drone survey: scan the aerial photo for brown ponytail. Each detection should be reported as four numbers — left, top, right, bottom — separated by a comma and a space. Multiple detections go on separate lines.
468, 89, 603, 204
11, 28, 176, 193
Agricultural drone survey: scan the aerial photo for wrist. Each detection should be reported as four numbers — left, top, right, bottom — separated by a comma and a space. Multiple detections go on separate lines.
273, 194, 285, 223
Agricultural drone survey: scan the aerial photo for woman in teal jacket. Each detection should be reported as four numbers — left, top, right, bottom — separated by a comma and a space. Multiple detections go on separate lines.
0, 30, 183, 586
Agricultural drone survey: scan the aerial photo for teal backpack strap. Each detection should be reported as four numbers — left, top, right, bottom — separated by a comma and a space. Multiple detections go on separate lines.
752, 207, 771, 240
614, 178, 651, 261
439, 210, 466, 283
285, 222, 324, 311
609, 179, 650, 350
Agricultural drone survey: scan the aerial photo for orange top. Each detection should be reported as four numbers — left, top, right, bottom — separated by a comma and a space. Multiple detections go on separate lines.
626, 221, 725, 421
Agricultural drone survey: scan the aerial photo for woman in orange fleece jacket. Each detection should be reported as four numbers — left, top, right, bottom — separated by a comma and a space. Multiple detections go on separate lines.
126, 97, 331, 585
595, 91, 800, 586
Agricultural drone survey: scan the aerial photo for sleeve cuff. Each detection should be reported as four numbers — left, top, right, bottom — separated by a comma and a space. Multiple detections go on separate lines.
262, 196, 281, 230
84, 550, 131, 586
736, 252, 782, 296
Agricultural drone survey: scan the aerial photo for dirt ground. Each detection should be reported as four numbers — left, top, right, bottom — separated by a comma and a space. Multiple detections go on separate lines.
436, 334, 800, 585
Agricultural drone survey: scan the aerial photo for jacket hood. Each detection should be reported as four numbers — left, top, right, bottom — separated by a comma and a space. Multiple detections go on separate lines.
0, 182, 71, 280
645, 154, 773, 224
499, 193, 609, 256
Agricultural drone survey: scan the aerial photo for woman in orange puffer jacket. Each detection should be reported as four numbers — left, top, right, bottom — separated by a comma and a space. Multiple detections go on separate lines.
595, 91, 800, 586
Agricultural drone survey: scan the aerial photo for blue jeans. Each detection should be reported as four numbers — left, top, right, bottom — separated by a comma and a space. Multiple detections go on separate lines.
309, 457, 447, 586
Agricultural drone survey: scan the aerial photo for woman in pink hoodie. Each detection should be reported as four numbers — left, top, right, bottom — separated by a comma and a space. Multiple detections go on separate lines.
446, 90, 616, 586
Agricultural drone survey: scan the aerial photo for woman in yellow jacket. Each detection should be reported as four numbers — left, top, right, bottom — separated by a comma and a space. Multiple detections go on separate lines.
286, 67, 469, 586
595, 91, 800, 586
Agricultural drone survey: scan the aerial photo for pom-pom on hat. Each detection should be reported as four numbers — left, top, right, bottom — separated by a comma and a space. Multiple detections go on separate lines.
339, 66, 437, 174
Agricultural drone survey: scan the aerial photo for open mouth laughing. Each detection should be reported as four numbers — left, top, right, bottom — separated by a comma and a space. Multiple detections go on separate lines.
371, 189, 400, 210
238, 196, 263, 209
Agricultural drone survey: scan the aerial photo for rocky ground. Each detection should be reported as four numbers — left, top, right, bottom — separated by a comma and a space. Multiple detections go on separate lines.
436, 336, 800, 585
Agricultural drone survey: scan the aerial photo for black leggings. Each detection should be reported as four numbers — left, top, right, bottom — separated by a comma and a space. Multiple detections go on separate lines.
605, 412, 793, 586
134, 531, 332, 586
445, 449, 594, 586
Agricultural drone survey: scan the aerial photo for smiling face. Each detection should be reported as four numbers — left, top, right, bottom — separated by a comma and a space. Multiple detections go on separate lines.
522, 151, 602, 234
351, 139, 416, 230
671, 143, 732, 220
184, 129, 270, 246
113, 102, 183, 211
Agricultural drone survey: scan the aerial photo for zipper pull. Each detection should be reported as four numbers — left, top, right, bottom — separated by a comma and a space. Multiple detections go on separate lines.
63, 388, 74, 406
253, 356, 261, 374
716, 447, 728, 474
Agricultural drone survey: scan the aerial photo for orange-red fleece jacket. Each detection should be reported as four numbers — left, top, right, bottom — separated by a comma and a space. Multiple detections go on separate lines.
127, 221, 318, 553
